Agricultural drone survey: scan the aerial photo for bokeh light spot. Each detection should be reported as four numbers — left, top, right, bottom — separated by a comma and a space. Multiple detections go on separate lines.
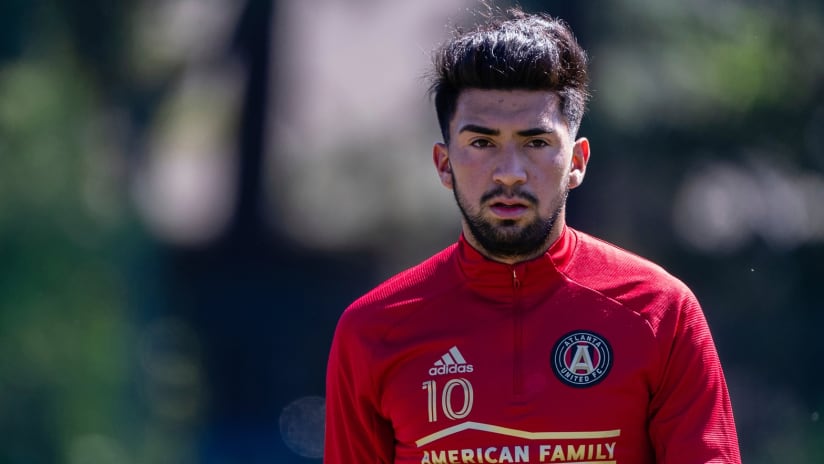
279, 396, 325, 459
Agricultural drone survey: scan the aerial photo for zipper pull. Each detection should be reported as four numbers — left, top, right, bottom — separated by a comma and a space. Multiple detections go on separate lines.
512, 268, 521, 289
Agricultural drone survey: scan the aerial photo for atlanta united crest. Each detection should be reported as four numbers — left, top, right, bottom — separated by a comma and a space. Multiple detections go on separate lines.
552, 330, 613, 388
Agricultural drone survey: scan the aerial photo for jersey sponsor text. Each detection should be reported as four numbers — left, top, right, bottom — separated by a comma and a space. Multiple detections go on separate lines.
419, 442, 617, 463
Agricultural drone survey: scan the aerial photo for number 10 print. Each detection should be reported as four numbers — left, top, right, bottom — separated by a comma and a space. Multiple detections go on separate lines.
422, 378, 474, 422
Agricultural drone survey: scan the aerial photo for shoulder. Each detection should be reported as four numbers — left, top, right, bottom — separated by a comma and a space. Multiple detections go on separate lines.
337, 242, 461, 332
564, 228, 698, 322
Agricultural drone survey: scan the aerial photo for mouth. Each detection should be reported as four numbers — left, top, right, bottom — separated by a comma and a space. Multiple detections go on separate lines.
488, 198, 530, 219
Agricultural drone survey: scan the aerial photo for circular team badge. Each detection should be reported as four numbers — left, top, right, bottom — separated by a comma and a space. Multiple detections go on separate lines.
551, 330, 612, 388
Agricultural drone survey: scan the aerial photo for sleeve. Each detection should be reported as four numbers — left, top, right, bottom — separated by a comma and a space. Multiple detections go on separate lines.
648, 294, 741, 464
324, 309, 395, 463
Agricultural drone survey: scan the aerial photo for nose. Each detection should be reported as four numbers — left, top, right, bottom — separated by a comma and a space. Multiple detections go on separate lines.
492, 146, 527, 187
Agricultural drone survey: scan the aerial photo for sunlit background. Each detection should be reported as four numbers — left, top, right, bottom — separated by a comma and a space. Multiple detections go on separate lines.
1, 0, 822, 462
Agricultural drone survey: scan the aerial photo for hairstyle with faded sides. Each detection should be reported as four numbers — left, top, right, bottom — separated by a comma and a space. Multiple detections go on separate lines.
430, 7, 590, 144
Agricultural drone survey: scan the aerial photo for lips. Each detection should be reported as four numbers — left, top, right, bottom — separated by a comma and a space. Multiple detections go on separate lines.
488, 198, 530, 219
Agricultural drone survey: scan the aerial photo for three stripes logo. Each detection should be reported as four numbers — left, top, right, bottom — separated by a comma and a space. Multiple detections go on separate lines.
429, 346, 474, 376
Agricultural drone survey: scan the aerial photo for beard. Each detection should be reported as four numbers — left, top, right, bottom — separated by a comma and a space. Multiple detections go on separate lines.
451, 172, 567, 261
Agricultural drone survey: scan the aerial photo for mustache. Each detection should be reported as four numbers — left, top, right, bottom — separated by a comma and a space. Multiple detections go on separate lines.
480, 186, 539, 205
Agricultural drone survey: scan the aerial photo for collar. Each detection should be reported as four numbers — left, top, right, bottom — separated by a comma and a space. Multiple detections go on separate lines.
455, 226, 576, 301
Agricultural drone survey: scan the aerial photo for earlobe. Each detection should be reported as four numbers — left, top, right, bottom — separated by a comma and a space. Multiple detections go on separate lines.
568, 137, 590, 189
433, 143, 453, 189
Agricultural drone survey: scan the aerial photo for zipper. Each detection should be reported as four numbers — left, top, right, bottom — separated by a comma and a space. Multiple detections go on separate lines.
512, 266, 523, 395
512, 268, 521, 289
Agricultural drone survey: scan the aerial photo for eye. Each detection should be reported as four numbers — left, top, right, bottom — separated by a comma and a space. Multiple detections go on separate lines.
525, 139, 550, 148
469, 138, 494, 148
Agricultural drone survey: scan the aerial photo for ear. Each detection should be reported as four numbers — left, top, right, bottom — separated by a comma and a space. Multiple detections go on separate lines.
433, 142, 453, 189
568, 137, 590, 189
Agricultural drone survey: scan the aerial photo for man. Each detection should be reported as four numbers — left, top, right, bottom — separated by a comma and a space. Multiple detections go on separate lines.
325, 7, 741, 464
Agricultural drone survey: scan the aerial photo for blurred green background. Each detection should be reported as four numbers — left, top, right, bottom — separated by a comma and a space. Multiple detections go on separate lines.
0, 0, 822, 462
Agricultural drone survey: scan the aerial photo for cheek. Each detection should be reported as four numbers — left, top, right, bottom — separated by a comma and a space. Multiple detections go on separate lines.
451, 161, 487, 189
552, 152, 572, 171
534, 159, 569, 186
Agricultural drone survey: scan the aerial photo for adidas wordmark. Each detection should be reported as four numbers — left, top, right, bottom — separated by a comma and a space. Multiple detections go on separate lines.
429, 346, 474, 376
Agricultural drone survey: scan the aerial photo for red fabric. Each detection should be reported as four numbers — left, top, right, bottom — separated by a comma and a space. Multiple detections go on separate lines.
325, 227, 741, 463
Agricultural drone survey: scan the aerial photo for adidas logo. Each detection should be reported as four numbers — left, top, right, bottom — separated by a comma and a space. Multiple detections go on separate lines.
429, 346, 474, 376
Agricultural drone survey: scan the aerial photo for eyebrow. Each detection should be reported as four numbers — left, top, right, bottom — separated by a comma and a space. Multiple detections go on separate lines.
457, 124, 554, 137
517, 128, 555, 137
458, 124, 499, 136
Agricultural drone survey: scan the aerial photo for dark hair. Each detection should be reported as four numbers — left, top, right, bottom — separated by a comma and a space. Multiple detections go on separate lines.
430, 7, 590, 143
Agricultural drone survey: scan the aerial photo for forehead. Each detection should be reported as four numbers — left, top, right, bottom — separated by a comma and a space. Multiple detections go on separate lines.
451, 89, 565, 132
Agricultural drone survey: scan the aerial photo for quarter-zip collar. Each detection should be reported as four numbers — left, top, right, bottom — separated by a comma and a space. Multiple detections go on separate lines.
455, 226, 576, 301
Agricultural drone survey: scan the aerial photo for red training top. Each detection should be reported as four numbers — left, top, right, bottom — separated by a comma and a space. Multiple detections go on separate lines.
325, 226, 741, 463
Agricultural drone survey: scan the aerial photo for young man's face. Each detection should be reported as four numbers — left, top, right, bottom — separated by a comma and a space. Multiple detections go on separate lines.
433, 89, 590, 264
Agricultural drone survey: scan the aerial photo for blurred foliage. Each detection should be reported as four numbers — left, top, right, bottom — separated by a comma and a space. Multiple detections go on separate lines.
0, 0, 822, 463
0, 1, 188, 463
0, 31, 132, 464
588, 0, 824, 133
